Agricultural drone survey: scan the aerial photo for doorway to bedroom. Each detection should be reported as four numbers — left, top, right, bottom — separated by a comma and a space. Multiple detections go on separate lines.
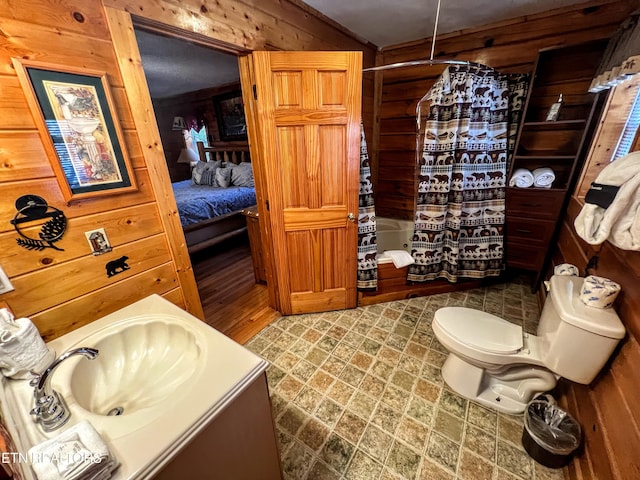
132, 26, 277, 342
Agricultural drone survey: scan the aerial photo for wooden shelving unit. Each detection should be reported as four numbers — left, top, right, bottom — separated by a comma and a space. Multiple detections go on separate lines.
506, 39, 609, 286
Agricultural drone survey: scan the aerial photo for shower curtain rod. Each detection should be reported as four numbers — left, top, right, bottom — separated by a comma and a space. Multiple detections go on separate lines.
363, 0, 490, 73
362, 59, 489, 72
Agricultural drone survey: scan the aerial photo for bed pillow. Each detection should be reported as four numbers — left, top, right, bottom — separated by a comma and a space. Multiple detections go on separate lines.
192, 160, 222, 185
230, 162, 254, 188
215, 167, 232, 188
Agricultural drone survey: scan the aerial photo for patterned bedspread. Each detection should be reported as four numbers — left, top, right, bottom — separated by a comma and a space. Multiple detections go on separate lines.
172, 180, 256, 227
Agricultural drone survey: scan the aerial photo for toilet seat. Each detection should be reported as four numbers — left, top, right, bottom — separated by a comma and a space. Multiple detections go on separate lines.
434, 307, 523, 354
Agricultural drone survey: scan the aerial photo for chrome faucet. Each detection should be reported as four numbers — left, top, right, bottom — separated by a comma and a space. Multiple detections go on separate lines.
30, 347, 99, 432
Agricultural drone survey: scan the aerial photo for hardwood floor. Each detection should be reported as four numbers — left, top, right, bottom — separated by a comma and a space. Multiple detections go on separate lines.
191, 235, 280, 345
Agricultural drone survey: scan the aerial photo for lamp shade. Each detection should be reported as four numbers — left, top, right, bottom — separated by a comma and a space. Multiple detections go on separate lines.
172, 116, 187, 130
177, 148, 199, 166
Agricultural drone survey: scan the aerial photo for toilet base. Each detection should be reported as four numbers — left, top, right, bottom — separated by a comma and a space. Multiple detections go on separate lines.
441, 353, 558, 415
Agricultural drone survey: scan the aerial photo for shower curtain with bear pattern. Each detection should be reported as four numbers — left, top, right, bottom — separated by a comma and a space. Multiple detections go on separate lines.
357, 124, 377, 290
408, 65, 528, 282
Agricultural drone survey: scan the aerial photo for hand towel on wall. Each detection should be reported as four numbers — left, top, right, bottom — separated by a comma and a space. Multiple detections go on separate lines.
508, 168, 534, 188
574, 150, 640, 251
533, 167, 555, 188
0, 309, 54, 379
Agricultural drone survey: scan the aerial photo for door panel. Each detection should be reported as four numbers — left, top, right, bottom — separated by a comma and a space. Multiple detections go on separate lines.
248, 51, 361, 314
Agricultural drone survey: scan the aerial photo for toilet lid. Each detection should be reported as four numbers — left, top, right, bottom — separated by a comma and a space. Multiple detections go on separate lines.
435, 307, 523, 354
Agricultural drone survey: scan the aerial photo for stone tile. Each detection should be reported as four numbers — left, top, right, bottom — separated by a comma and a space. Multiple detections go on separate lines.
345, 450, 383, 480
396, 416, 429, 452
360, 374, 386, 399
349, 391, 377, 420
421, 364, 442, 384
333, 342, 357, 362
418, 458, 455, 480
306, 347, 330, 366
277, 375, 305, 401
467, 402, 497, 434
463, 424, 496, 461
393, 323, 414, 339
274, 332, 297, 349
406, 397, 434, 426
278, 405, 307, 436
335, 410, 367, 445
458, 449, 494, 480
307, 460, 341, 480
426, 432, 460, 472
327, 380, 355, 406
340, 364, 366, 387
391, 369, 416, 391
316, 398, 344, 427
274, 351, 302, 371
321, 355, 347, 376
371, 360, 394, 380
386, 441, 421, 480
343, 331, 365, 348
361, 338, 383, 356
499, 414, 525, 447
439, 389, 468, 419
309, 370, 335, 393
405, 341, 428, 360
287, 322, 308, 337
497, 440, 533, 479
368, 326, 390, 343
281, 440, 313, 479
425, 348, 447, 368
262, 344, 284, 362
379, 346, 402, 364
434, 409, 464, 443
321, 433, 355, 474
270, 392, 288, 418
371, 402, 402, 435
381, 384, 410, 412
291, 360, 317, 382
245, 335, 271, 354
327, 324, 348, 340
360, 424, 394, 460
294, 386, 324, 413
534, 461, 567, 480
318, 335, 339, 352
315, 319, 333, 332
415, 379, 441, 404
351, 351, 374, 371
303, 328, 323, 344
299, 418, 330, 451
399, 354, 423, 376
386, 334, 409, 351
266, 365, 287, 387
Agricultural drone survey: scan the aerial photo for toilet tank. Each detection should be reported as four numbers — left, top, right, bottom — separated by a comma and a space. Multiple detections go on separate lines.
537, 275, 625, 384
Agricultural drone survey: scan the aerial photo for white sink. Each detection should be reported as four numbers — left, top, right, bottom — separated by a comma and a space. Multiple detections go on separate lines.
0, 295, 268, 480
68, 317, 202, 417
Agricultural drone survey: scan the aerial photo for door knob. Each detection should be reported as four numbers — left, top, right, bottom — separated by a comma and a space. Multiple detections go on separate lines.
347, 213, 356, 222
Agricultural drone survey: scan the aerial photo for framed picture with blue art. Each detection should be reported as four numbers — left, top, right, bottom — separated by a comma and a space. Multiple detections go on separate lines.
213, 90, 248, 141
12, 59, 137, 202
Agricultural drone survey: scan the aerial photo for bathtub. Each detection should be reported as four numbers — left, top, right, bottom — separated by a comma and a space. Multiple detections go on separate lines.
376, 217, 414, 264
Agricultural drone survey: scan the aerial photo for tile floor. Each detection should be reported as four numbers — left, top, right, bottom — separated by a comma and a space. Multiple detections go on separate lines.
245, 278, 567, 480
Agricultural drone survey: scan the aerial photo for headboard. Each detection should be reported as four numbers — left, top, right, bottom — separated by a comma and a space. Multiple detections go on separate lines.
196, 141, 250, 164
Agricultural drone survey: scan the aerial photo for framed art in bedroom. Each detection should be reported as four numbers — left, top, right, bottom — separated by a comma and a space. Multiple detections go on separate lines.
12, 59, 137, 202
213, 90, 248, 141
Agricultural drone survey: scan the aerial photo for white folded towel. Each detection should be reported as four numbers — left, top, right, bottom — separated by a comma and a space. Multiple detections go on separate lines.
28, 420, 119, 480
0, 309, 54, 379
384, 250, 415, 268
553, 263, 579, 276
508, 168, 534, 188
533, 167, 555, 188
574, 150, 640, 250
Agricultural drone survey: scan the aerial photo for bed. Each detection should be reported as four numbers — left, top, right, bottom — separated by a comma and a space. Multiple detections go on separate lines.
173, 142, 256, 254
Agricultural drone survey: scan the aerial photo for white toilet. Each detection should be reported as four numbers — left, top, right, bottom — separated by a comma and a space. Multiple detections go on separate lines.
432, 275, 625, 414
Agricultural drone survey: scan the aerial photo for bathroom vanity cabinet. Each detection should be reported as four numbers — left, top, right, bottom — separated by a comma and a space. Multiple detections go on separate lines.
153, 372, 282, 479
506, 39, 608, 285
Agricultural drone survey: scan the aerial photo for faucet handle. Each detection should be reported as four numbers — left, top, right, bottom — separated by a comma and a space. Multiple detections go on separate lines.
28, 371, 41, 387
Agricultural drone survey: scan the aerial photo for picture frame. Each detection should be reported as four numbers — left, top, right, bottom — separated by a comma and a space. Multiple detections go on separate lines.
12, 59, 137, 202
213, 90, 248, 141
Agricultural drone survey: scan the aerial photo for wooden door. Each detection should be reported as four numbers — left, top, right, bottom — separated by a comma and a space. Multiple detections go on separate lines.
240, 51, 362, 314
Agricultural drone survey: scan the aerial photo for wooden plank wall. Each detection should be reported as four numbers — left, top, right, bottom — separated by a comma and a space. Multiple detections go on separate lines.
549, 196, 640, 480
374, 0, 638, 220
153, 82, 248, 183
0, 0, 376, 341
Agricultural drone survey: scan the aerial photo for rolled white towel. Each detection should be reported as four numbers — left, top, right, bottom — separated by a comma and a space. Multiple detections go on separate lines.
533, 167, 555, 188
508, 168, 534, 188
0, 309, 54, 379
